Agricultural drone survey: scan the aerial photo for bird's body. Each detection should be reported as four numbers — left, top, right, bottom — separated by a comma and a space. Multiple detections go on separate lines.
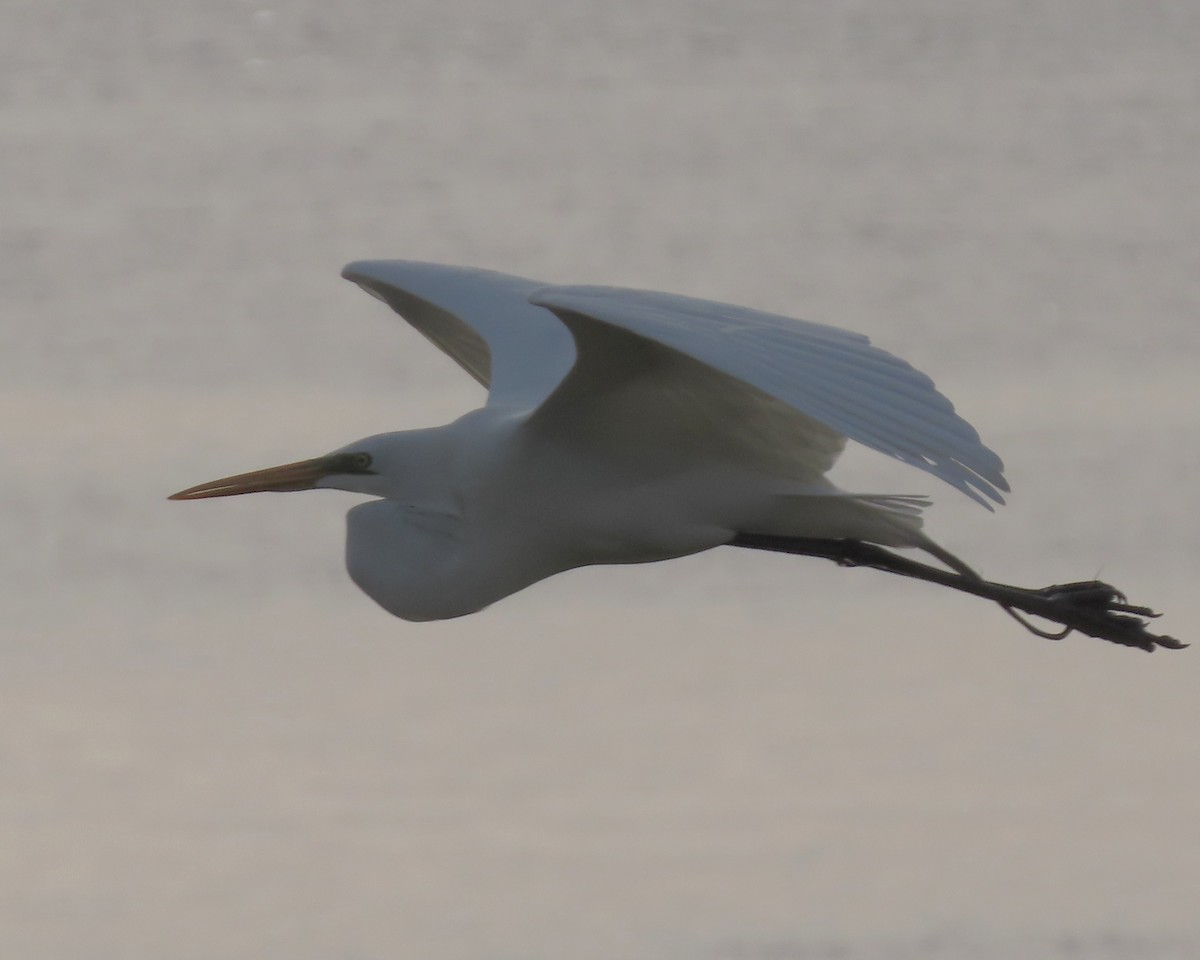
169, 260, 1182, 650
334, 409, 934, 621
337, 412, 742, 621
173, 260, 1003, 621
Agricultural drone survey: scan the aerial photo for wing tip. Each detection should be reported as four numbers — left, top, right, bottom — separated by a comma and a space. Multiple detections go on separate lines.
906, 448, 1007, 511
341, 259, 379, 280
340, 260, 401, 302
958, 469, 1008, 511
341, 259, 408, 288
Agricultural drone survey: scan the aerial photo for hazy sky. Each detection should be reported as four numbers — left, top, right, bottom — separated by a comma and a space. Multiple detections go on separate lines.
4, 2, 1198, 958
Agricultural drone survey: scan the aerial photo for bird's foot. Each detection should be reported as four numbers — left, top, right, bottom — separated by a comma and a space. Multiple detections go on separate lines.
1036, 580, 1156, 617
1007, 579, 1185, 652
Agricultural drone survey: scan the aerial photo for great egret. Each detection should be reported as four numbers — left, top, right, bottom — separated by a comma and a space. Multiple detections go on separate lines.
170, 261, 1180, 651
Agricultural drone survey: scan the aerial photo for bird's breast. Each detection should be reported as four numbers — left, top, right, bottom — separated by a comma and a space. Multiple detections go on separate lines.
343, 499, 569, 622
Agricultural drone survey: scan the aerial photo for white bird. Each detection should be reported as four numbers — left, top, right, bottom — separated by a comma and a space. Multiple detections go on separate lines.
170, 260, 1178, 650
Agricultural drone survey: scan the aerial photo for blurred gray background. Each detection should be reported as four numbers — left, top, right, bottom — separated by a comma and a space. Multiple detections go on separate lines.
3, 1, 1198, 958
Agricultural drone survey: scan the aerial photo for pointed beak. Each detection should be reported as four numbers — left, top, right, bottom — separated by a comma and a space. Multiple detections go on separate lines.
168, 456, 334, 500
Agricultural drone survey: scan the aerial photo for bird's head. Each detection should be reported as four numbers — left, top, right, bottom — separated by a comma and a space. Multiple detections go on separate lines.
168, 434, 411, 501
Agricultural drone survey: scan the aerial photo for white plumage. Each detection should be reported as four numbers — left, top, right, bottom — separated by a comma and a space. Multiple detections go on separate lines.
171, 260, 1007, 621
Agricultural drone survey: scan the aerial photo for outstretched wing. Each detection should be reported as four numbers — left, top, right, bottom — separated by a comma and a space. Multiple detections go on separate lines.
528, 286, 1008, 507
341, 260, 576, 410
342, 260, 1007, 506
343, 260, 846, 480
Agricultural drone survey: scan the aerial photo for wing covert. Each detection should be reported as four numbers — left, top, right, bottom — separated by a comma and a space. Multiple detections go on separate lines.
530, 286, 1008, 507
342, 260, 575, 410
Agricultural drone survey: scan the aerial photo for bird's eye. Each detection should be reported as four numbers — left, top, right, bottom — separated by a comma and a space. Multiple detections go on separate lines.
342, 452, 373, 473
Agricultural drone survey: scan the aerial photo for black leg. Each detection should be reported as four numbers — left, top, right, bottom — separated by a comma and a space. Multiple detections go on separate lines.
727, 534, 1184, 653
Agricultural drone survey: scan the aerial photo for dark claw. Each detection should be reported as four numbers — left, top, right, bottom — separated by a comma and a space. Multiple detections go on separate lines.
1110, 603, 1160, 618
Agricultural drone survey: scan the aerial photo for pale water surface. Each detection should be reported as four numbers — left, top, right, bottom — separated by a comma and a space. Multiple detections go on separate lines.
3, 1, 1199, 958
